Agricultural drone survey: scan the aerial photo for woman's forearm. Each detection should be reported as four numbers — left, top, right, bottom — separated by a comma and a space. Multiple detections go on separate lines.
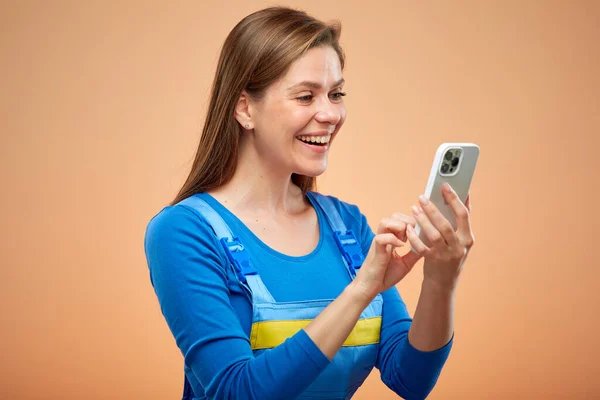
407, 277, 456, 351
304, 281, 374, 359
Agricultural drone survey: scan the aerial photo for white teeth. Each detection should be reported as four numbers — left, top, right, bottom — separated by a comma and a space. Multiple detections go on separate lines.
298, 135, 331, 144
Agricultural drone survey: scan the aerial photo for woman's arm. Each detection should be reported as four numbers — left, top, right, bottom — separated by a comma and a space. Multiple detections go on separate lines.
145, 206, 331, 400
408, 278, 455, 351
376, 286, 453, 400
376, 184, 475, 398
304, 280, 375, 359
406, 185, 474, 351
349, 203, 454, 399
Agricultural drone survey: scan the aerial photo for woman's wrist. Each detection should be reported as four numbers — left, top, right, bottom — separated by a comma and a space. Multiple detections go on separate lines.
421, 277, 457, 300
345, 280, 377, 309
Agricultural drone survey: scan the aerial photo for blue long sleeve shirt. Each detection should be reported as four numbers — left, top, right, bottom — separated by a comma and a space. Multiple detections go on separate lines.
144, 192, 452, 400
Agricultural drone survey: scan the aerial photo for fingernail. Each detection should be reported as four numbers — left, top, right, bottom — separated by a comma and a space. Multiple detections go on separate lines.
419, 195, 429, 206
443, 183, 453, 193
411, 205, 421, 215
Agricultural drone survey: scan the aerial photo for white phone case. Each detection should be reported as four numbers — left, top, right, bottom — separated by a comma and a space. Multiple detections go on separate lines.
412, 142, 480, 252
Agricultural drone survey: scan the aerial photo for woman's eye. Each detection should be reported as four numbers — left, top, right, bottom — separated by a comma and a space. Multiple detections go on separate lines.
330, 91, 347, 100
296, 92, 346, 103
297, 95, 313, 102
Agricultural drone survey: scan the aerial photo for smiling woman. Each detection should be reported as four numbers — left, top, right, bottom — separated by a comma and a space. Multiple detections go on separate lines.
144, 6, 469, 400
232, 45, 346, 179
169, 8, 347, 203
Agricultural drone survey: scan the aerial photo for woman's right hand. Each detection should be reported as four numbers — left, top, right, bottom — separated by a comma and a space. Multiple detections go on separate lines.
351, 213, 423, 301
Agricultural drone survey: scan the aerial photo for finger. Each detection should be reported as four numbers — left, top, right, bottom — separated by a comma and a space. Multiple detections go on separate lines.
386, 247, 420, 282
417, 195, 458, 247
397, 247, 422, 270
391, 213, 416, 241
465, 194, 471, 212
406, 223, 430, 255
391, 212, 417, 226
369, 233, 404, 265
372, 232, 404, 251
441, 183, 472, 235
377, 218, 408, 242
411, 204, 447, 248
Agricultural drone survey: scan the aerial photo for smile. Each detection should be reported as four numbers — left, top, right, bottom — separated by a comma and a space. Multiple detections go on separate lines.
296, 135, 331, 146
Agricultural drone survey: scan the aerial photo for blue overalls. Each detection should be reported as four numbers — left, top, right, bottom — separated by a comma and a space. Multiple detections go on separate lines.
178, 192, 383, 399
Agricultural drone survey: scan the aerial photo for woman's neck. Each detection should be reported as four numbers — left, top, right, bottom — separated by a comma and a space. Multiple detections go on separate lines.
207, 146, 307, 218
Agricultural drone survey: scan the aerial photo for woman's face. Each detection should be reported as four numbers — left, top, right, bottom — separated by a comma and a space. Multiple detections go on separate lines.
246, 45, 346, 178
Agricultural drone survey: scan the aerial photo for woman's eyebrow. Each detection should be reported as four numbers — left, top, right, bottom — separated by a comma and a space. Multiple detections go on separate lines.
286, 78, 345, 92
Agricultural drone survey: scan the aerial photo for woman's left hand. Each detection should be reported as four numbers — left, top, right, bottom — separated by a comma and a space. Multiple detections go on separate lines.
406, 182, 475, 291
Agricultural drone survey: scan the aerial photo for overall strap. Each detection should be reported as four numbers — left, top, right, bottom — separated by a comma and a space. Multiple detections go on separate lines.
308, 192, 384, 320
307, 192, 365, 277
178, 195, 275, 303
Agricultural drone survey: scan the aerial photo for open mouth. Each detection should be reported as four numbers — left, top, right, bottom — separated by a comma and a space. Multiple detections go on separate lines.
296, 136, 331, 147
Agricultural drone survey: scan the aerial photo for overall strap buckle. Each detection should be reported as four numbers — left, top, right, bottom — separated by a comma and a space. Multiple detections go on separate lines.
220, 237, 257, 283
334, 230, 364, 275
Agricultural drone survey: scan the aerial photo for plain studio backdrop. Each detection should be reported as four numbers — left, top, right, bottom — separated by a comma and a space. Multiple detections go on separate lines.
1, 1, 599, 399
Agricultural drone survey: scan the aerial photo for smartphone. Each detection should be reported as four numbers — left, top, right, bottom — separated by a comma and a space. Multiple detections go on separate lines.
412, 143, 480, 252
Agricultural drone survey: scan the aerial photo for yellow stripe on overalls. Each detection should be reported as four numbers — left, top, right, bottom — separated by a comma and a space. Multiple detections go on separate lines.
250, 316, 382, 350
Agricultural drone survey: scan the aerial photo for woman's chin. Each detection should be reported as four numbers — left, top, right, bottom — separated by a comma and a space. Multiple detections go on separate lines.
290, 155, 329, 177
295, 165, 327, 178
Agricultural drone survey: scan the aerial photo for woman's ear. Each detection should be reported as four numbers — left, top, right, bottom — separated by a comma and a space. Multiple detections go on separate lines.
234, 91, 254, 130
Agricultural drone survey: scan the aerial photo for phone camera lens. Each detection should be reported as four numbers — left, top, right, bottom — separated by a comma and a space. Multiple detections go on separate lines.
452, 157, 459, 167
441, 164, 450, 173
444, 151, 453, 161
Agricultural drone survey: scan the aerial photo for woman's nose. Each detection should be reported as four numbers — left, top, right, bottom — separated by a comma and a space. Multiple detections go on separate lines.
314, 101, 342, 125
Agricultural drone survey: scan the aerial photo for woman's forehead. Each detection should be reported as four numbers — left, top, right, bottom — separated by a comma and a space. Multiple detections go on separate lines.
277, 47, 343, 91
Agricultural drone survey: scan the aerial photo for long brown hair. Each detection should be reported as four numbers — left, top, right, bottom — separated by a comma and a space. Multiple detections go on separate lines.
171, 7, 345, 205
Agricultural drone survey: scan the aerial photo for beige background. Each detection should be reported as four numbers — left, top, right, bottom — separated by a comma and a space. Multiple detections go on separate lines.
2, 0, 599, 399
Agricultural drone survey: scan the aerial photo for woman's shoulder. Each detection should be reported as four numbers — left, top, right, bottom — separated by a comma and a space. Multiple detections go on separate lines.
308, 191, 365, 223
144, 194, 226, 260
143, 196, 234, 292
146, 197, 207, 235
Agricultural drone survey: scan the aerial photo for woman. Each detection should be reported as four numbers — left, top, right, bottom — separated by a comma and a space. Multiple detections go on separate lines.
144, 6, 474, 400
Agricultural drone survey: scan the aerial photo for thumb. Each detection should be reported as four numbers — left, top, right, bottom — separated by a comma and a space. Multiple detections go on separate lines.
398, 249, 422, 270
371, 234, 402, 266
